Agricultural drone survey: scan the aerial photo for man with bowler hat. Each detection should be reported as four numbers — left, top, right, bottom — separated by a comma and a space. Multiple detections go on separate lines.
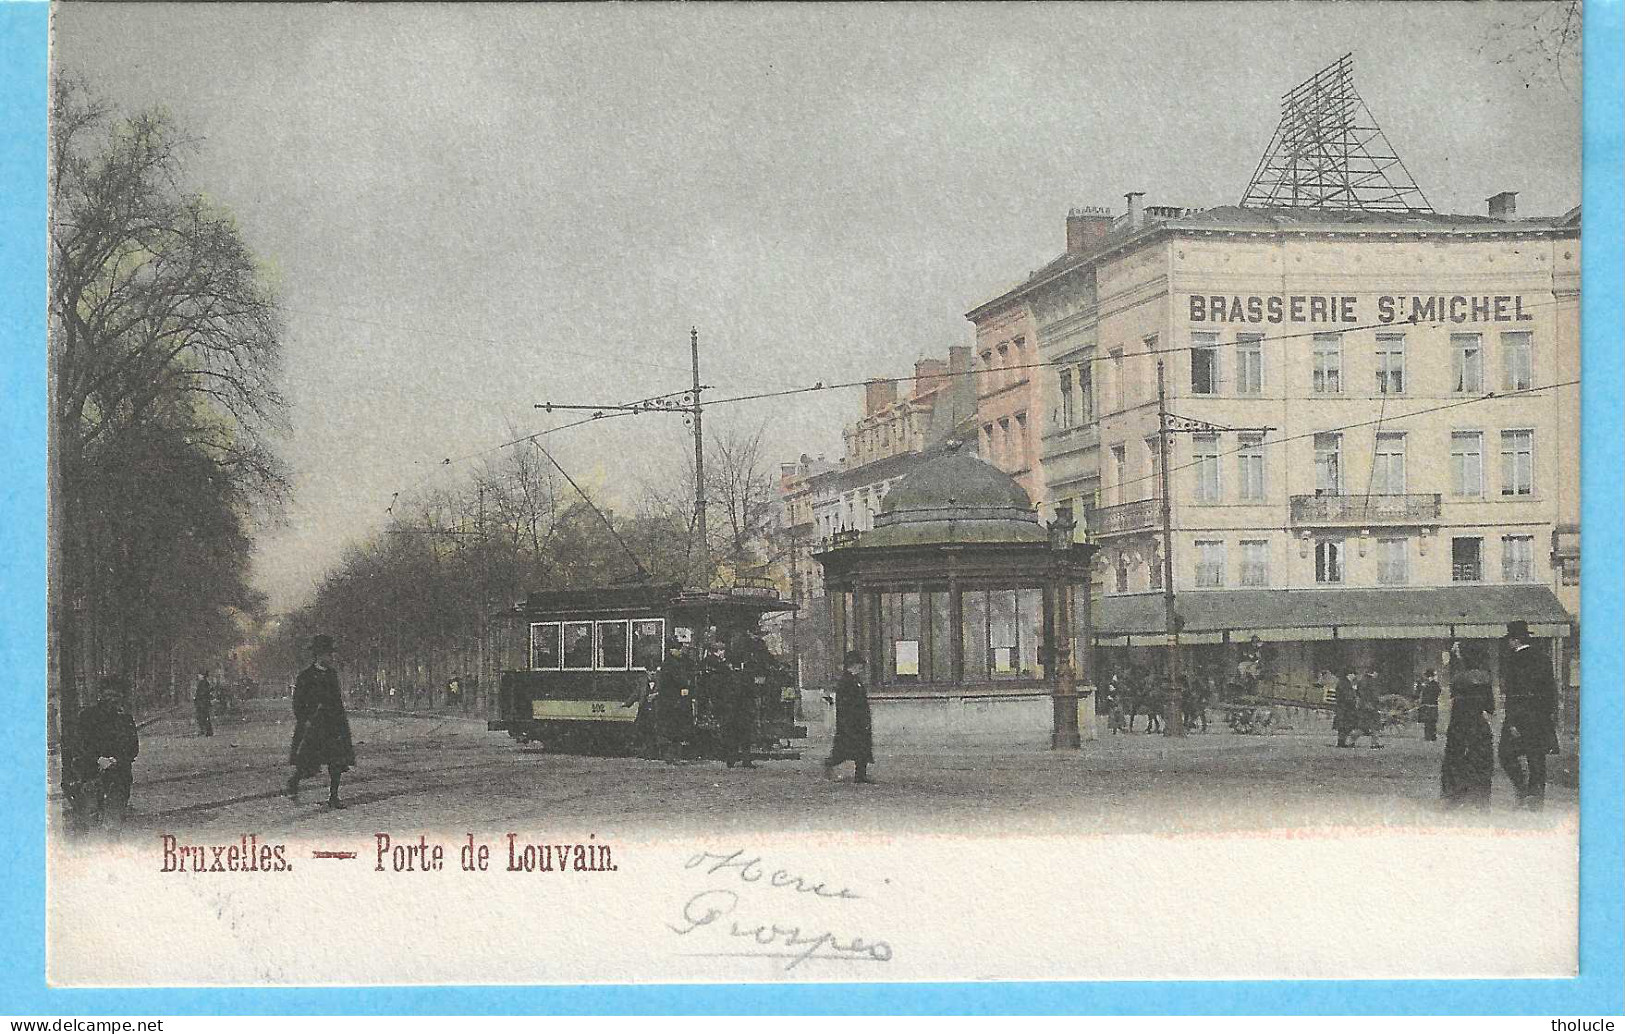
1498, 619, 1558, 810
286, 634, 356, 808
822, 650, 874, 783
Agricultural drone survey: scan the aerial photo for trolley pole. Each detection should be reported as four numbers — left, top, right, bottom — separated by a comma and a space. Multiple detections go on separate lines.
690, 326, 708, 587
1156, 360, 1184, 738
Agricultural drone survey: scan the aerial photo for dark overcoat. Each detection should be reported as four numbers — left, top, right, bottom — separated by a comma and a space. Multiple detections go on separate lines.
1416, 676, 1441, 726
290, 663, 356, 775
1501, 642, 1558, 756
655, 656, 695, 741
73, 700, 139, 782
1332, 676, 1358, 734
828, 670, 873, 765
1442, 668, 1495, 805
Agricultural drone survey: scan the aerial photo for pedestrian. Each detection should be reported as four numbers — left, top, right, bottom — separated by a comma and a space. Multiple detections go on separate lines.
822, 650, 874, 783
655, 637, 696, 764
723, 629, 761, 769
1105, 673, 1127, 735
68, 675, 140, 831
285, 634, 356, 808
622, 667, 661, 760
1442, 642, 1495, 809
1238, 635, 1264, 692
1333, 666, 1359, 748
1353, 666, 1385, 748
1498, 620, 1559, 810
193, 670, 213, 737
1415, 668, 1442, 742
1142, 678, 1165, 734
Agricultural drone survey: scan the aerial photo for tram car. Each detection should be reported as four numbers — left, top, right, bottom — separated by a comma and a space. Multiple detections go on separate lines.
488, 582, 806, 759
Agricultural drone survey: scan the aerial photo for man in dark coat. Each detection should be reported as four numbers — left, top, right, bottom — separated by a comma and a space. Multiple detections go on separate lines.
822, 650, 874, 783
721, 630, 761, 769
655, 638, 696, 764
286, 634, 356, 808
193, 670, 213, 737
1415, 669, 1442, 742
1333, 667, 1359, 747
1498, 620, 1559, 810
69, 675, 140, 830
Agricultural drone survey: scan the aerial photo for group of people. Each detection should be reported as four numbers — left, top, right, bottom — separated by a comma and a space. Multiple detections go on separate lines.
1326, 665, 1390, 749
1102, 668, 1214, 735
1436, 620, 1561, 811
624, 626, 780, 768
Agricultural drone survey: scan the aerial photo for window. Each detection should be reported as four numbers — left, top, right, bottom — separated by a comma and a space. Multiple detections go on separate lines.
1312, 334, 1342, 394
1191, 332, 1219, 394
1372, 433, 1407, 495
961, 588, 1041, 680
998, 417, 1011, 467
1314, 433, 1342, 495
1192, 433, 1220, 502
595, 620, 630, 670
530, 622, 562, 670
1196, 540, 1225, 587
1014, 412, 1028, 467
1451, 431, 1484, 498
1377, 538, 1408, 585
1502, 535, 1535, 582
1240, 539, 1269, 587
1315, 540, 1344, 584
630, 619, 665, 670
1238, 434, 1265, 501
1078, 364, 1095, 422
1236, 334, 1263, 395
1502, 331, 1533, 392
1114, 554, 1130, 593
881, 591, 922, 683
1111, 444, 1128, 504
1452, 333, 1483, 393
1561, 557, 1580, 586
1501, 430, 1534, 496
1452, 538, 1483, 583
1059, 370, 1074, 428
1376, 335, 1406, 394
1110, 348, 1126, 411
1149, 548, 1164, 590
562, 621, 594, 669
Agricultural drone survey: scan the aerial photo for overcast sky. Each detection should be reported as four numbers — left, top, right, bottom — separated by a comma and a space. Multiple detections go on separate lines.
52, 2, 1581, 613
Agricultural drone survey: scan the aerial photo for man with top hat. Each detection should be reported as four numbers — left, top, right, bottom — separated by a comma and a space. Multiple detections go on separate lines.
286, 634, 356, 808
822, 650, 874, 783
1498, 619, 1558, 810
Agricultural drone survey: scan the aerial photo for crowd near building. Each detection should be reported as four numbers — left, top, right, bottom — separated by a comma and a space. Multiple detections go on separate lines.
783, 57, 1580, 742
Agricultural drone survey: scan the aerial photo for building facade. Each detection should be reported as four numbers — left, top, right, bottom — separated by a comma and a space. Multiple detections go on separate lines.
1038, 198, 1582, 700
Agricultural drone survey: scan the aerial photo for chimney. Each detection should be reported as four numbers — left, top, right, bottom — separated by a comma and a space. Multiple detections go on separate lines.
1066, 206, 1113, 253
913, 357, 948, 397
1487, 191, 1518, 220
1125, 191, 1145, 230
864, 378, 898, 416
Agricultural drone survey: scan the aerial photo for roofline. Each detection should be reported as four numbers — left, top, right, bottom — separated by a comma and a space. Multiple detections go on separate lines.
965, 207, 1583, 324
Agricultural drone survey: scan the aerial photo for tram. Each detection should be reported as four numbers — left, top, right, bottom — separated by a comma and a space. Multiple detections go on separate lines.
488, 582, 806, 759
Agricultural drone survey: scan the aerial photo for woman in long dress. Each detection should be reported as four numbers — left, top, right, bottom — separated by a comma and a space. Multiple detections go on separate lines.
1442, 641, 1496, 808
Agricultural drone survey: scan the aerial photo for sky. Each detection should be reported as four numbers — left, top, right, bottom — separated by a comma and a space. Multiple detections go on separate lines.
51, 2, 1582, 613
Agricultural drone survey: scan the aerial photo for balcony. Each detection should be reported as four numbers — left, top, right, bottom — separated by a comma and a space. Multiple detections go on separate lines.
1289, 493, 1442, 526
1085, 497, 1161, 538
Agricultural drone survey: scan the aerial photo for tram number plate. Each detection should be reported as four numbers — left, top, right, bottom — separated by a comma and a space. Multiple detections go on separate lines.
530, 699, 634, 722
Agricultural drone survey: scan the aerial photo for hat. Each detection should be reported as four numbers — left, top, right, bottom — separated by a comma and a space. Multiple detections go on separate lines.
310, 634, 335, 655
1506, 620, 1531, 640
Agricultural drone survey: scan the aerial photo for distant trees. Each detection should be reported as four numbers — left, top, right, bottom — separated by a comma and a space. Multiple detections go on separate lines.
256, 424, 787, 708
48, 78, 286, 763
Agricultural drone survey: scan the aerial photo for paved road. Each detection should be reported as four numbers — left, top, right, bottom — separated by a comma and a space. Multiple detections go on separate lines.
54, 699, 1574, 840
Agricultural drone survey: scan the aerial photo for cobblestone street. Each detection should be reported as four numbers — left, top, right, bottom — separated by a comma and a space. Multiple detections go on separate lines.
54, 699, 1576, 841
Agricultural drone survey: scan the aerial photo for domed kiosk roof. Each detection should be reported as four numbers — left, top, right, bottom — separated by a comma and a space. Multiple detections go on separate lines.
859, 444, 1044, 548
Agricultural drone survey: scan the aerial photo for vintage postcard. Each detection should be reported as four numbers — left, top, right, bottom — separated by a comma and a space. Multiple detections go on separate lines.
37, 1, 1601, 990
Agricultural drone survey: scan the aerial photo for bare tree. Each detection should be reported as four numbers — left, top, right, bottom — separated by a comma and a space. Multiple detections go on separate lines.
49, 78, 288, 776
1482, 0, 1582, 89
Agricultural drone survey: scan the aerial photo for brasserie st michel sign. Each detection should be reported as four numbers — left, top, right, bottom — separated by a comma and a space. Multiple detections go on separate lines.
1188, 293, 1537, 325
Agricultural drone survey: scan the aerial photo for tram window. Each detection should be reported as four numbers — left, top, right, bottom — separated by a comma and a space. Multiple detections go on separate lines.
562, 622, 594, 669
596, 621, 630, 670
530, 623, 561, 670
631, 619, 665, 670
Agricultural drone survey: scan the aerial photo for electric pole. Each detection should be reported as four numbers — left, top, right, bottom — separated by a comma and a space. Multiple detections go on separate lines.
1154, 358, 1275, 737
690, 326, 708, 587
1156, 361, 1182, 738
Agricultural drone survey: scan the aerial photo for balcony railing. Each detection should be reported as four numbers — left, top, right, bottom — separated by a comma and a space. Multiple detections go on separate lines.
1289, 493, 1442, 525
1085, 497, 1161, 537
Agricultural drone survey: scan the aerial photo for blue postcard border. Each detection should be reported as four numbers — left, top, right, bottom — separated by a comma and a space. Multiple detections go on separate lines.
2, 0, 1620, 1014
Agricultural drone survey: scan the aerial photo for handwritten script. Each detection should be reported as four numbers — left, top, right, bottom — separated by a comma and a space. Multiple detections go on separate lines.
671, 849, 891, 969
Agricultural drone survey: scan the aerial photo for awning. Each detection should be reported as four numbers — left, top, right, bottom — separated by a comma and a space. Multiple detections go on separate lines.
1094, 585, 1573, 642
